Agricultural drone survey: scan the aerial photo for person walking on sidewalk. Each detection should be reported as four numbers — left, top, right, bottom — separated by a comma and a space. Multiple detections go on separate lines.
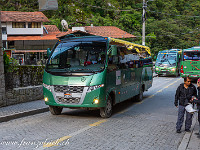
174, 76, 197, 133
191, 80, 200, 138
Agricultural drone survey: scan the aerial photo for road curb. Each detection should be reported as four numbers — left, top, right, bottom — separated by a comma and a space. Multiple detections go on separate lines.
178, 114, 197, 150
0, 107, 49, 123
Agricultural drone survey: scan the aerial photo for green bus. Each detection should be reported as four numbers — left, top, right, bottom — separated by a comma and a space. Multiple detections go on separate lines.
43, 36, 153, 118
155, 49, 181, 77
180, 46, 200, 78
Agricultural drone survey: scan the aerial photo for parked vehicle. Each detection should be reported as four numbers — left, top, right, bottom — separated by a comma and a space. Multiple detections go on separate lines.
180, 46, 200, 79
43, 36, 153, 118
155, 49, 181, 77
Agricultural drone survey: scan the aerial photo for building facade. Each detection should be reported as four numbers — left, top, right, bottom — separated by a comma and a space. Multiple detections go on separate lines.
1, 11, 60, 65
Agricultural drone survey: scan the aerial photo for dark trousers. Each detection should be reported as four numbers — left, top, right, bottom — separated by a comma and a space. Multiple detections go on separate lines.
176, 105, 193, 130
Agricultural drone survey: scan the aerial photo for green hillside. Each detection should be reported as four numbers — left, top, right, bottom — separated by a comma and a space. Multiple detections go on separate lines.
1, 0, 200, 58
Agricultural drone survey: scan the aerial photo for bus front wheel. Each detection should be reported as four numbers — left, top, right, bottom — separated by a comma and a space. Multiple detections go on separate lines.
100, 96, 113, 118
49, 106, 63, 115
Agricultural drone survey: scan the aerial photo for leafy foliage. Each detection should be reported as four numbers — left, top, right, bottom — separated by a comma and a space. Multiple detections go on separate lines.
3, 53, 19, 73
3, 53, 10, 73
1, 0, 200, 55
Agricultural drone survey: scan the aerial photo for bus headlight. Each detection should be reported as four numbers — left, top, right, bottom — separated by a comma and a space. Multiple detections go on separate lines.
155, 68, 159, 71
170, 68, 176, 71
43, 83, 51, 91
87, 84, 104, 92
93, 98, 99, 104
44, 97, 48, 102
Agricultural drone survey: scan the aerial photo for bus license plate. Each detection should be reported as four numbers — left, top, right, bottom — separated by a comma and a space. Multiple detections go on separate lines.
64, 93, 72, 98
193, 75, 197, 77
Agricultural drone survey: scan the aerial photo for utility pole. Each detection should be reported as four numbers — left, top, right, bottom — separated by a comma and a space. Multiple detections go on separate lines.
142, 0, 147, 46
0, 10, 6, 106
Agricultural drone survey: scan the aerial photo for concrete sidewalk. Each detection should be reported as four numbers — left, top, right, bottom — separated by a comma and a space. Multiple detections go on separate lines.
0, 99, 49, 123
177, 113, 200, 150
186, 117, 200, 150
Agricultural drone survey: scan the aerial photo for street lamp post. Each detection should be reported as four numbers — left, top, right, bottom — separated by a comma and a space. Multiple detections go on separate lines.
0, 10, 6, 106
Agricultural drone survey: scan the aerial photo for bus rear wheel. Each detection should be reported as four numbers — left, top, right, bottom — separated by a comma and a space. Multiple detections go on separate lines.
49, 106, 63, 115
136, 86, 143, 102
100, 96, 112, 118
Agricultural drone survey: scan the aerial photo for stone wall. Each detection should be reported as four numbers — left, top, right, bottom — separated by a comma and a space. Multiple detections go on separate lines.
5, 85, 43, 106
5, 66, 44, 89
3, 66, 45, 107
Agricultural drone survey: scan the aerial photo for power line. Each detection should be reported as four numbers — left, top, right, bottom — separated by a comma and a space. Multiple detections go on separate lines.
135, 29, 199, 38
148, 10, 200, 18
73, 0, 142, 12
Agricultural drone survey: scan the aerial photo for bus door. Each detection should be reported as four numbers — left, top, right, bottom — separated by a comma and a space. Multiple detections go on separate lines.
118, 47, 139, 102
142, 57, 153, 91
106, 45, 121, 104
177, 53, 180, 73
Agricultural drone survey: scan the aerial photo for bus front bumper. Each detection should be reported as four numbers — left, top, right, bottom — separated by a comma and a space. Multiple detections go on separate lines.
43, 87, 106, 108
155, 70, 176, 75
180, 73, 200, 78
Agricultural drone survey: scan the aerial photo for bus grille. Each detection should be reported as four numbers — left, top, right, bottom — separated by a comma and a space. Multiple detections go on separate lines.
56, 96, 80, 104
54, 85, 84, 93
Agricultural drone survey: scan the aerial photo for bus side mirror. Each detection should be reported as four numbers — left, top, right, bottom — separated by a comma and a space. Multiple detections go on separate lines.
47, 48, 51, 57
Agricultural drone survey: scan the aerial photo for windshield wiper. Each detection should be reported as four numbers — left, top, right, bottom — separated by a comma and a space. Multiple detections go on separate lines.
167, 59, 171, 65
72, 68, 96, 73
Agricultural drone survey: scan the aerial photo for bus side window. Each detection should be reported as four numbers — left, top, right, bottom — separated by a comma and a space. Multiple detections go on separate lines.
118, 47, 127, 69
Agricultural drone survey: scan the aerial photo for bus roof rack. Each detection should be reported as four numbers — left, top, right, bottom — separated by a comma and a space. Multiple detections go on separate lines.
184, 46, 200, 51
109, 37, 151, 55
169, 49, 181, 51
159, 49, 181, 53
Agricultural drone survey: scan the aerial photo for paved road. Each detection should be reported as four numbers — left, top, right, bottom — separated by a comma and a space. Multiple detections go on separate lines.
0, 76, 190, 150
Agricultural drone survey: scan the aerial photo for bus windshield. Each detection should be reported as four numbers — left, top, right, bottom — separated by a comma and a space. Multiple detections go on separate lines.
156, 53, 177, 66
46, 40, 107, 73
183, 51, 200, 61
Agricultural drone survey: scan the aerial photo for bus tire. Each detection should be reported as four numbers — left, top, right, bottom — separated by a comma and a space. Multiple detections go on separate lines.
100, 95, 112, 118
136, 86, 143, 102
49, 106, 63, 115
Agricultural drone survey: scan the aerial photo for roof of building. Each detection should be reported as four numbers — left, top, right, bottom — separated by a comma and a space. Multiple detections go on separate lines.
7, 34, 58, 41
56, 26, 136, 38
1, 11, 49, 22
7, 25, 61, 41
43, 25, 60, 33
